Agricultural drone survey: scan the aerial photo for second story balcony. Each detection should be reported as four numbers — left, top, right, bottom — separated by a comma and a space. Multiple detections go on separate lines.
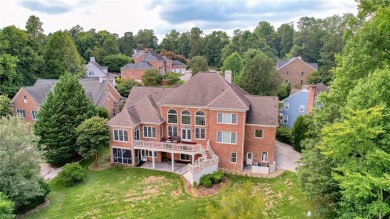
133, 140, 202, 155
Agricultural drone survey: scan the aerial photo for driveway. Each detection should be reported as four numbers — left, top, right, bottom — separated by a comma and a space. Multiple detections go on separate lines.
275, 140, 301, 172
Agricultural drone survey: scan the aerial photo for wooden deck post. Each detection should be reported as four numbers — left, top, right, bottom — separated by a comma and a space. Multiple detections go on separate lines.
171, 153, 174, 172
192, 154, 194, 165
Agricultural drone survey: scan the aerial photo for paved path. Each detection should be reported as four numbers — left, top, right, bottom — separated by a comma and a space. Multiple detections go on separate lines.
275, 140, 301, 172
40, 163, 62, 181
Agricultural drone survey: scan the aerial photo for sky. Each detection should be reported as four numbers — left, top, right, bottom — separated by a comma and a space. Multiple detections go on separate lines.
0, 0, 358, 40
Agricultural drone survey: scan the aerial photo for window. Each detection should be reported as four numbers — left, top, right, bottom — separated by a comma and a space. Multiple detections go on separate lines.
16, 109, 26, 119
285, 80, 289, 84
231, 153, 237, 163
299, 104, 305, 112
195, 111, 205, 126
301, 71, 304, 76
300, 80, 303, 85
261, 152, 268, 162
283, 115, 288, 124
113, 108, 117, 116
286, 71, 289, 76
143, 126, 156, 138
180, 154, 190, 161
181, 110, 191, 125
182, 127, 191, 141
113, 129, 128, 142
217, 131, 237, 144
217, 113, 237, 124
88, 71, 94, 76
255, 129, 263, 138
167, 109, 177, 124
32, 111, 37, 120
23, 96, 27, 103
146, 150, 157, 158
167, 126, 178, 137
195, 128, 205, 139
113, 147, 131, 164
284, 103, 289, 110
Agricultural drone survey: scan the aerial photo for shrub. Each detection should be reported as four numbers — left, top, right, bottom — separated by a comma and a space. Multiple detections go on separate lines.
0, 192, 14, 219
276, 126, 292, 145
58, 163, 86, 187
199, 170, 224, 188
164, 73, 181, 85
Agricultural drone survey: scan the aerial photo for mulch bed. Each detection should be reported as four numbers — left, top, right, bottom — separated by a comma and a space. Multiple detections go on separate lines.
15, 198, 50, 219
183, 176, 229, 197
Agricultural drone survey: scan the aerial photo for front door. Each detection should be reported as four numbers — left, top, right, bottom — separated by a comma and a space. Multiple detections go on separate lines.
246, 152, 253, 165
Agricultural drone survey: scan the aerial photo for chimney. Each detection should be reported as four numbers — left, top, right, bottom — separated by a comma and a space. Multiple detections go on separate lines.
297, 56, 302, 60
99, 77, 104, 84
183, 70, 192, 82
224, 70, 232, 84
307, 85, 316, 113
90, 57, 95, 62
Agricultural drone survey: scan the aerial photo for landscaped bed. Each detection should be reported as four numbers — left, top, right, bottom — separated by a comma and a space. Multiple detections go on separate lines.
23, 165, 315, 219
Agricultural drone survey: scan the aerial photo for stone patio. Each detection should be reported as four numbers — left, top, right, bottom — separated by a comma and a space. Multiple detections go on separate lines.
138, 161, 188, 174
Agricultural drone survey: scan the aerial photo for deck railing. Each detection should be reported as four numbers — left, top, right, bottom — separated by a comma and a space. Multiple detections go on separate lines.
133, 140, 202, 153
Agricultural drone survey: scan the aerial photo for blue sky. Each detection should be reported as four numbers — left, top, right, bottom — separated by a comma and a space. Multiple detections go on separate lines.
0, 0, 357, 40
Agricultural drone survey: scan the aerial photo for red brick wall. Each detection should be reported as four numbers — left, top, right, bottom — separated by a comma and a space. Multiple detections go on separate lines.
12, 89, 39, 125
278, 59, 316, 87
102, 83, 121, 118
160, 106, 246, 171
307, 85, 316, 113
109, 125, 134, 166
121, 69, 146, 80
244, 125, 276, 165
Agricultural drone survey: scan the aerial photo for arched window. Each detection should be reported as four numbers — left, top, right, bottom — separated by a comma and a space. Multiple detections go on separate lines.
167, 109, 177, 124
195, 111, 205, 126
181, 110, 191, 125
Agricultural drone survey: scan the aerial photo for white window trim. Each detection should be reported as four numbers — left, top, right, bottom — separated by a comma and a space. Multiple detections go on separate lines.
167, 125, 178, 137
180, 154, 191, 161
31, 110, 37, 120
261, 152, 268, 162
299, 104, 305, 112
195, 127, 206, 140
181, 110, 191, 125
113, 129, 129, 142
230, 152, 237, 163
284, 103, 289, 110
254, 129, 264, 139
283, 115, 288, 124
112, 147, 131, 164
217, 113, 238, 125
167, 109, 178, 124
146, 150, 157, 158
217, 131, 237, 144
143, 126, 156, 139
16, 108, 26, 119
182, 127, 191, 141
195, 111, 206, 127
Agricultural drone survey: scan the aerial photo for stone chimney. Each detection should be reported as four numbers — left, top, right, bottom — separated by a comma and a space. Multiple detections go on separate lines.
297, 56, 302, 60
307, 85, 316, 113
224, 70, 232, 84
90, 57, 95, 62
99, 76, 104, 84
144, 48, 153, 52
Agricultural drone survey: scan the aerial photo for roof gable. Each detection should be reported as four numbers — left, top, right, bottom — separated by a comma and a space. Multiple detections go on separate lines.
277, 57, 318, 71
208, 88, 249, 110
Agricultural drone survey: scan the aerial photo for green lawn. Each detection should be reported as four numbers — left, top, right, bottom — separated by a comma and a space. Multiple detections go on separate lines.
26, 166, 315, 219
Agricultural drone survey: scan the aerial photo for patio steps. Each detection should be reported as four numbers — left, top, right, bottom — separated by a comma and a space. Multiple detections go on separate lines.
204, 150, 213, 159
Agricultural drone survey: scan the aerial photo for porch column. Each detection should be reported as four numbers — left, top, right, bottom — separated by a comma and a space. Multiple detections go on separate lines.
171, 152, 175, 172
192, 154, 194, 165
152, 151, 155, 169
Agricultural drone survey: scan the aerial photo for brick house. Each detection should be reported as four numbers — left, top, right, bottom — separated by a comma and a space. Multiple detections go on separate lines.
276, 57, 318, 87
108, 71, 278, 183
10, 78, 122, 124
121, 48, 187, 81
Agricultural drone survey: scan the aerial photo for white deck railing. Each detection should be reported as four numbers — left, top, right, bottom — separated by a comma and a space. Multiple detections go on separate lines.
133, 140, 202, 153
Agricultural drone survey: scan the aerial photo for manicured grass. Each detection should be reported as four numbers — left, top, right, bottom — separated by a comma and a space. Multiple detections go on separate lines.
26, 167, 315, 219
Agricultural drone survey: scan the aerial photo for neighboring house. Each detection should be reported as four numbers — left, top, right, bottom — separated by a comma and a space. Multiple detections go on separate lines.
10, 78, 122, 124
280, 83, 328, 128
121, 48, 188, 81
107, 71, 279, 183
86, 57, 108, 78
276, 56, 318, 87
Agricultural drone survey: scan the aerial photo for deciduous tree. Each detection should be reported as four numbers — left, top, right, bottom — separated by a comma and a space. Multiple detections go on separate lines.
188, 56, 208, 75
142, 69, 161, 86
102, 54, 131, 72
0, 95, 11, 117
116, 79, 140, 97
221, 52, 243, 77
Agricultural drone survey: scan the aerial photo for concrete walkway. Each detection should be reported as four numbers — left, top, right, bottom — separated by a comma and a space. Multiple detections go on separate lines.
275, 140, 301, 172
40, 163, 62, 181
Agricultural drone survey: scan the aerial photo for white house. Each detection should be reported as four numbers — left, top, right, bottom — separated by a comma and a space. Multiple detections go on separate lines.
86, 57, 108, 78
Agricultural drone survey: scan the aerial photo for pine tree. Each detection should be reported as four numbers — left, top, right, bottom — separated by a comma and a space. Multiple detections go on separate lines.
33, 73, 96, 164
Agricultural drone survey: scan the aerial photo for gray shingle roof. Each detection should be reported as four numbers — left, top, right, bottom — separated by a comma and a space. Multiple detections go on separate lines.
124, 87, 175, 109
276, 57, 318, 70
28, 78, 117, 107
141, 51, 166, 62
245, 96, 279, 126
120, 61, 154, 70
172, 60, 187, 66
90, 60, 108, 72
